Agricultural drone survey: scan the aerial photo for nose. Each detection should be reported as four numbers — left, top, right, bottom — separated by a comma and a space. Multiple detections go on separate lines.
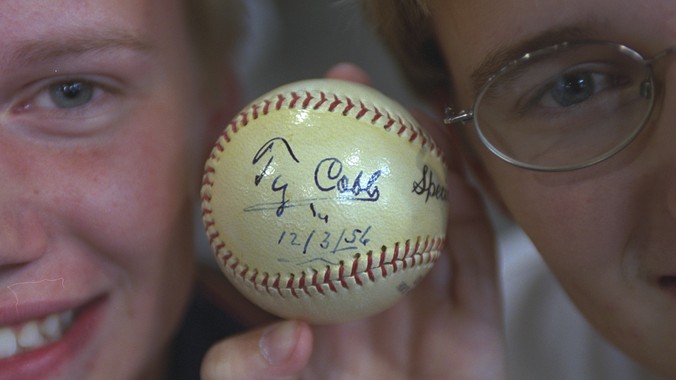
0, 203, 48, 267
0, 135, 48, 266
650, 58, 676, 221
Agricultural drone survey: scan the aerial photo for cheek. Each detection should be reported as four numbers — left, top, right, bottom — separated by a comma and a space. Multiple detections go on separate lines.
488, 162, 635, 274
50, 114, 202, 274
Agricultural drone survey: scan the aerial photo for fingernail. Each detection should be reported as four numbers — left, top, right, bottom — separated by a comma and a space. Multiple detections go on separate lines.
259, 321, 298, 366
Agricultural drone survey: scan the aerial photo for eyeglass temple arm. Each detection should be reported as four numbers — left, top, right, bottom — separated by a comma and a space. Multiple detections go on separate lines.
443, 106, 474, 125
647, 45, 676, 63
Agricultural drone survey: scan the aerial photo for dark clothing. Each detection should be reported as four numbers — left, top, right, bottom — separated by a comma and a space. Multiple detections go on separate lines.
167, 276, 248, 380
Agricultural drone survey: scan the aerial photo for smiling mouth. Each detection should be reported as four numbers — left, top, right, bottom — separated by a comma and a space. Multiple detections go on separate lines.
0, 310, 74, 360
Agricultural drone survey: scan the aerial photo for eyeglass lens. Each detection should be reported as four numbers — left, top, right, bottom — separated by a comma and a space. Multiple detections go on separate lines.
474, 43, 654, 171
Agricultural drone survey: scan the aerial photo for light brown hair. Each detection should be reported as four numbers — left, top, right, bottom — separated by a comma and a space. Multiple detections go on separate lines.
362, 0, 449, 101
184, 0, 245, 93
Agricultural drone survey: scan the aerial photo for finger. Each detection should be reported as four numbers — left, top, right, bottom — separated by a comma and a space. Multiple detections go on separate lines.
324, 62, 372, 86
445, 160, 501, 324
447, 178, 500, 315
415, 110, 501, 318
201, 320, 313, 380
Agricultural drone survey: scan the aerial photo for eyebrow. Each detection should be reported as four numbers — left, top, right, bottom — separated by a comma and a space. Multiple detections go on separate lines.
469, 23, 602, 94
5, 29, 154, 67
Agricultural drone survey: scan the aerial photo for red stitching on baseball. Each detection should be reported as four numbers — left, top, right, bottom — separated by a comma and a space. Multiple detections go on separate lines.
222, 129, 231, 143
328, 95, 342, 112
228, 258, 239, 270
391, 253, 399, 272
368, 252, 376, 281
311, 270, 324, 295
351, 257, 362, 286
204, 86, 446, 167
355, 101, 368, 120
261, 274, 270, 294
379, 246, 388, 277
289, 92, 301, 108
251, 104, 259, 120
371, 106, 383, 124
272, 275, 281, 295
286, 275, 297, 298
337, 262, 346, 289
302, 91, 313, 109
200, 85, 448, 302
383, 115, 395, 130
314, 92, 328, 109
342, 97, 355, 116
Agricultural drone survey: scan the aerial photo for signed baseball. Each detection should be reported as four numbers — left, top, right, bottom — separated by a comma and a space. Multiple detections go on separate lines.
201, 79, 448, 324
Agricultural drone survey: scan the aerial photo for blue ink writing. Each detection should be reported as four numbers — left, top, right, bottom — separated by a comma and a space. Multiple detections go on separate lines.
277, 225, 372, 256
251, 137, 300, 216
412, 164, 447, 203
314, 158, 381, 201
310, 203, 329, 223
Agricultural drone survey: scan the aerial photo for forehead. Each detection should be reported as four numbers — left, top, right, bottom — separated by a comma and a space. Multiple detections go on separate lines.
428, 0, 676, 95
0, 0, 184, 51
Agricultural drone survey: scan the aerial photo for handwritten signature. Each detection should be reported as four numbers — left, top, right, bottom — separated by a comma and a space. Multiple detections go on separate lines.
314, 158, 381, 202
248, 137, 300, 216
412, 164, 447, 203
245, 137, 383, 217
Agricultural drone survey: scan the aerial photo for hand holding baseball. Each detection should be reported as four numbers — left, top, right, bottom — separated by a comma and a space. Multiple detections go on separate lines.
201, 64, 506, 379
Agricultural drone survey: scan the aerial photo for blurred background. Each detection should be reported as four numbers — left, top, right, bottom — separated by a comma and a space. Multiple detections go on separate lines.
234, 0, 422, 108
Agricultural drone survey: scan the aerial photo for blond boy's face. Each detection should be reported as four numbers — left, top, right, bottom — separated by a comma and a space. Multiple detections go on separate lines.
429, 0, 676, 375
0, 0, 218, 378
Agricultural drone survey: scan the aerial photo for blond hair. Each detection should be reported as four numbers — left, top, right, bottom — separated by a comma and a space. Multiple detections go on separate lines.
362, 0, 449, 101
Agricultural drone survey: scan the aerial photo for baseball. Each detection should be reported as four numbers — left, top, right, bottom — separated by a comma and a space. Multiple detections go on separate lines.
201, 79, 448, 324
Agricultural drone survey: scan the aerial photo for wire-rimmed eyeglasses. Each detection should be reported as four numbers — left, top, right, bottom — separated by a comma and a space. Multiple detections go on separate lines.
444, 41, 676, 172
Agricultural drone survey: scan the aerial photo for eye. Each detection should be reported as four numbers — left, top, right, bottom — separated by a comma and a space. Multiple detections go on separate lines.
548, 72, 595, 106
9, 76, 126, 137
32, 80, 99, 110
42, 81, 96, 109
540, 70, 623, 108
12, 76, 122, 119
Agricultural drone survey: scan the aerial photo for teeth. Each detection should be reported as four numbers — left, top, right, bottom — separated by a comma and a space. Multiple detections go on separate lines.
0, 328, 18, 359
0, 310, 74, 360
40, 314, 62, 340
17, 322, 46, 349
60, 310, 73, 327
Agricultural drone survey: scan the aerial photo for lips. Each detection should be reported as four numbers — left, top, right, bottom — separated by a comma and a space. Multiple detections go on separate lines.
0, 309, 74, 359
0, 296, 104, 379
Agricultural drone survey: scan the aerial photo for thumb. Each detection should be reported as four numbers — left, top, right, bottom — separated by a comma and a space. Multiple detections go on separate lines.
201, 320, 313, 380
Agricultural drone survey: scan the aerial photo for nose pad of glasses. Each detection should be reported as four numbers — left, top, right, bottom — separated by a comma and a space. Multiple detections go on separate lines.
640, 80, 653, 99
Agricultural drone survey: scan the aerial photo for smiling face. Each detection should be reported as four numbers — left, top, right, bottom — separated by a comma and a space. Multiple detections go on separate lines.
0, 0, 223, 378
426, 0, 676, 375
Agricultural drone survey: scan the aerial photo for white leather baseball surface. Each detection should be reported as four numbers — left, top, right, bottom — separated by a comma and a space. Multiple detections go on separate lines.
201, 79, 448, 324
